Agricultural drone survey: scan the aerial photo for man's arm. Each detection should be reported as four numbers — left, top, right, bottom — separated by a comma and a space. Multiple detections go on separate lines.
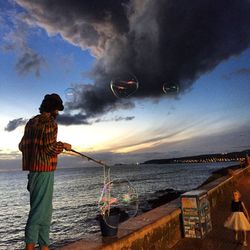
43, 123, 64, 156
43, 122, 71, 155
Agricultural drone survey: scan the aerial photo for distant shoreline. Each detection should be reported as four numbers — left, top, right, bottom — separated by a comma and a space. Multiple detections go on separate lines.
143, 149, 249, 165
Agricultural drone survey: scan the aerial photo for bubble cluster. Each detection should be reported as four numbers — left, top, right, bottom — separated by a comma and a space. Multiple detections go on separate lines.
110, 74, 139, 98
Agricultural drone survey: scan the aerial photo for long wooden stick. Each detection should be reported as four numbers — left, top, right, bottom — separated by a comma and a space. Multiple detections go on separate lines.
70, 149, 109, 168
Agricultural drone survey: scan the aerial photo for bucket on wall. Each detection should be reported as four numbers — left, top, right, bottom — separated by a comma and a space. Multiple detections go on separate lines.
99, 207, 121, 237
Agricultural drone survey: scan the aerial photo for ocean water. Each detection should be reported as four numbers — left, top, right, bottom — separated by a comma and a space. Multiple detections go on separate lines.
0, 162, 237, 250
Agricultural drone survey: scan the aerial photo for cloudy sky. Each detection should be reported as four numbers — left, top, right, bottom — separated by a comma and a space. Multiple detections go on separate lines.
0, 0, 250, 166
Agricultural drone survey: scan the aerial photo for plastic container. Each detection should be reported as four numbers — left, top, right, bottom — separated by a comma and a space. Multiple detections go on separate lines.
99, 207, 121, 236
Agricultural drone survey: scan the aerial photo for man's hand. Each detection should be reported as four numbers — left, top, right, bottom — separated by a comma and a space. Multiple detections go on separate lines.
63, 143, 72, 151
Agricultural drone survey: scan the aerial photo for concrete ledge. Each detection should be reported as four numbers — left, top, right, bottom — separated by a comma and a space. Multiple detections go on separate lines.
59, 200, 182, 250
59, 166, 250, 250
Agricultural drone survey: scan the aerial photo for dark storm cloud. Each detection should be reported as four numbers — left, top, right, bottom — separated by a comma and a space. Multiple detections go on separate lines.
15, 0, 130, 55
64, 83, 135, 117
5, 118, 27, 132
55, 113, 134, 125
5, 115, 90, 130
57, 113, 90, 126
15, 0, 250, 122
5, 114, 135, 131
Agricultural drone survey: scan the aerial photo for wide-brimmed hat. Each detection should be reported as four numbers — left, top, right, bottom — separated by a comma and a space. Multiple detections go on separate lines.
40, 93, 64, 112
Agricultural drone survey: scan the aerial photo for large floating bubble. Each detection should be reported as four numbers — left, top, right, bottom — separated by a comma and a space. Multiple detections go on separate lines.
163, 83, 179, 94
110, 74, 139, 98
98, 178, 139, 228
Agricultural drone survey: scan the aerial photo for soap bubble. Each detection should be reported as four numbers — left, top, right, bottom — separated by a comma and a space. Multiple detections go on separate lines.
163, 83, 179, 94
110, 74, 139, 98
65, 88, 76, 102
98, 178, 139, 228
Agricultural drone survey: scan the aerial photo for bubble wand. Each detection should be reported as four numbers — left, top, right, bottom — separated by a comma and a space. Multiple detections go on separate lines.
69, 149, 139, 228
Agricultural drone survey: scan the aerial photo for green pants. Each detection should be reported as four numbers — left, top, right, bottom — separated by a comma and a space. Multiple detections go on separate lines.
25, 171, 54, 246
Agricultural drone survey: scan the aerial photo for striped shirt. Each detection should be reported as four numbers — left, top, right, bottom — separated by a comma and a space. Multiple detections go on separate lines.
19, 113, 64, 172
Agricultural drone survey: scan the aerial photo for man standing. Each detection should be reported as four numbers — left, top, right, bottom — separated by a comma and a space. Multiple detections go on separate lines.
19, 93, 72, 250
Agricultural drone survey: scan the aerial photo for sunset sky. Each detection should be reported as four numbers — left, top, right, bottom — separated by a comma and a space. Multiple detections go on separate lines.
0, 0, 250, 166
